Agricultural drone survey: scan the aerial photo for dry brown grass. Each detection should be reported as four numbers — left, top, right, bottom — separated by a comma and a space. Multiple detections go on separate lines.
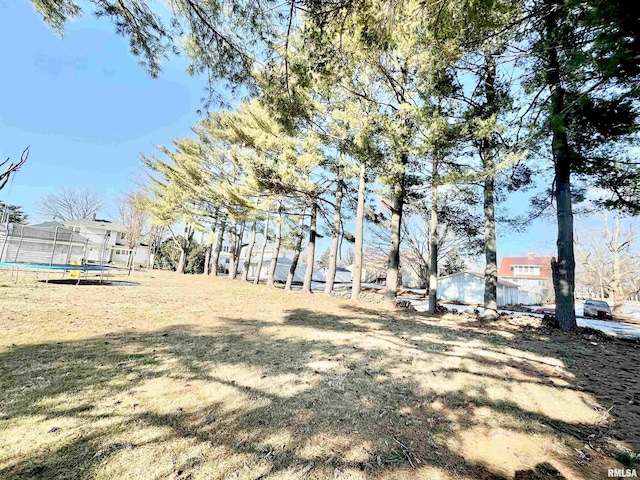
0, 269, 638, 479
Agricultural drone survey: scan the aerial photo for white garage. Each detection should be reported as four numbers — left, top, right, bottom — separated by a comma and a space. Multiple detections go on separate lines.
438, 271, 520, 307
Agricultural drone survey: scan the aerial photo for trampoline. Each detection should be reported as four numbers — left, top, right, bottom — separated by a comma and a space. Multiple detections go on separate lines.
0, 262, 125, 271
0, 223, 136, 284
0, 261, 131, 285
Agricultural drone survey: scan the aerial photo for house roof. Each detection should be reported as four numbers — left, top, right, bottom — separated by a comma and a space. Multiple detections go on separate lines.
438, 270, 520, 288
498, 255, 553, 278
62, 218, 126, 232
30, 221, 63, 228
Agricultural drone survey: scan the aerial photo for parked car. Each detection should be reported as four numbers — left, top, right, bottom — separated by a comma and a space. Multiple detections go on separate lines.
583, 299, 613, 319
533, 306, 555, 315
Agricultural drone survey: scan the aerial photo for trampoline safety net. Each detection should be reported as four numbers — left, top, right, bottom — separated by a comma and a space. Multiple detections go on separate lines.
0, 223, 90, 265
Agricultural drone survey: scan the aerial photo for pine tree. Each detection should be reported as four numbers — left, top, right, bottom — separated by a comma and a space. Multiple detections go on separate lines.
0, 202, 28, 224
522, 0, 640, 329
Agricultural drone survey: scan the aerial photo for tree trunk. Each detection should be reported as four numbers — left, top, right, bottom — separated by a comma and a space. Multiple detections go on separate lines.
233, 221, 245, 278
127, 248, 134, 276
483, 175, 498, 320
228, 219, 238, 279
212, 217, 227, 277
351, 162, 366, 300
482, 50, 499, 321
241, 222, 257, 282
177, 223, 194, 275
205, 208, 219, 276
267, 203, 283, 287
612, 216, 625, 315
203, 242, 211, 275
546, 2, 577, 331
254, 212, 270, 284
168, 225, 186, 274
324, 179, 344, 295
384, 193, 404, 303
302, 201, 317, 294
185, 224, 194, 255
384, 156, 407, 304
428, 179, 438, 314
176, 247, 186, 274
285, 209, 306, 291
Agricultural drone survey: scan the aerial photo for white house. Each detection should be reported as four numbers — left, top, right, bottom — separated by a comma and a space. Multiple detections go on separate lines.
437, 271, 520, 307
43, 216, 151, 266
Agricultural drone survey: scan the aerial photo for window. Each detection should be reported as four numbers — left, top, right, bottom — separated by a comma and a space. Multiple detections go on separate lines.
586, 300, 609, 308
514, 265, 541, 275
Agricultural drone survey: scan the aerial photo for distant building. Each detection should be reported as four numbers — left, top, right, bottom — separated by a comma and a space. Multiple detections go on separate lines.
33, 216, 150, 266
438, 271, 520, 306
498, 253, 554, 304
212, 232, 300, 279
251, 256, 307, 283
314, 267, 352, 283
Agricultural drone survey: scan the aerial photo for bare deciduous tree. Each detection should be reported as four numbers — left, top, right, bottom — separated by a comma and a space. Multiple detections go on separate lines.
36, 187, 105, 221
367, 210, 480, 291
338, 246, 355, 268
576, 213, 640, 314
118, 193, 151, 251
0, 147, 28, 191
147, 225, 167, 269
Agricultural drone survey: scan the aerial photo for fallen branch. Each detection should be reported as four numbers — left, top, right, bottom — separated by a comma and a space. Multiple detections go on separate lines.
393, 437, 421, 468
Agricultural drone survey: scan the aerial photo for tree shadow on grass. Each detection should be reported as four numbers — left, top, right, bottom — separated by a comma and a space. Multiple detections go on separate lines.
336, 303, 640, 447
0, 306, 635, 479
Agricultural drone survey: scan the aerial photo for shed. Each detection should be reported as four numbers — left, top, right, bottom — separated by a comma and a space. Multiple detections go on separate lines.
437, 271, 520, 307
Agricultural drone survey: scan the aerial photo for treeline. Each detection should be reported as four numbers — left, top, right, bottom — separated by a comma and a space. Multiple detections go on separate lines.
32, 0, 640, 330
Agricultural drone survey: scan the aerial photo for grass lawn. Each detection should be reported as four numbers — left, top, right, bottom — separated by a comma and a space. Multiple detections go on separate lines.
0, 269, 638, 479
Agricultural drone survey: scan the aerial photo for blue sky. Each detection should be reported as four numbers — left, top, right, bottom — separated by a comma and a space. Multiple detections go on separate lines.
0, 0, 560, 260
0, 0, 203, 218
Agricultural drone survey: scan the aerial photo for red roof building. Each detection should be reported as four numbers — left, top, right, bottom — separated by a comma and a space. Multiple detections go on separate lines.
498, 253, 553, 279
498, 253, 554, 304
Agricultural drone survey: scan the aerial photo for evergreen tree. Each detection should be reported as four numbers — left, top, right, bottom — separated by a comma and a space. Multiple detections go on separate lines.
521, 0, 640, 329
441, 249, 467, 276
0, 201, 28, 224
